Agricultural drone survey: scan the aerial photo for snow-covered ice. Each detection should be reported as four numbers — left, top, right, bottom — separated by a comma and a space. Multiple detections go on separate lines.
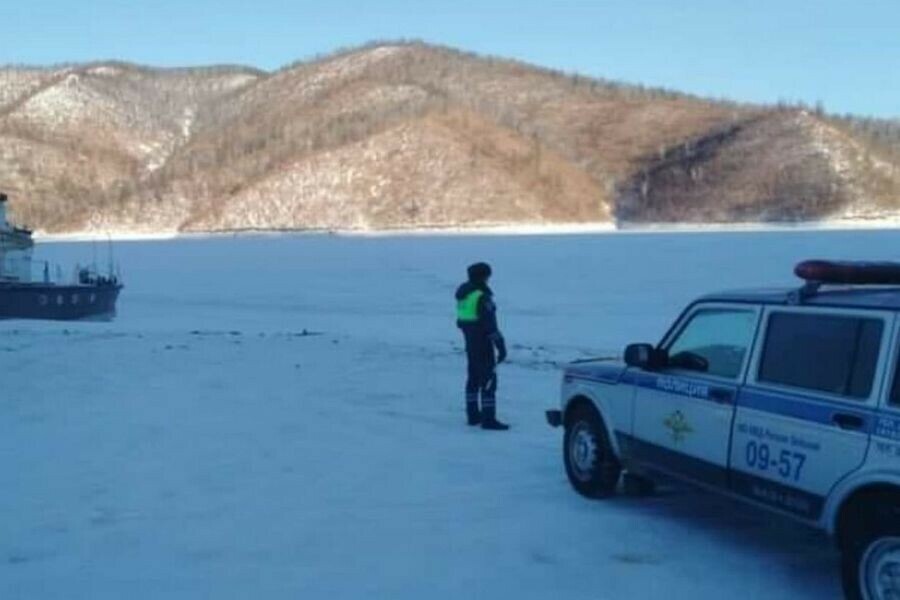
4, 229, 899, 599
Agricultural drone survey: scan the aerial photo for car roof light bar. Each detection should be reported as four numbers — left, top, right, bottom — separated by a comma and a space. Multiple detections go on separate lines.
789, 260, 900, 303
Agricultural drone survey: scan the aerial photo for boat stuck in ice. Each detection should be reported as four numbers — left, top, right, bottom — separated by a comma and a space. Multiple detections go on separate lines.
0, 193, 122, 320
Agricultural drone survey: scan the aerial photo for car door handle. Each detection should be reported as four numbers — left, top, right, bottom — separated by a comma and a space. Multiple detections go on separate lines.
833, 413, 865, 431
709, 388, 733, 404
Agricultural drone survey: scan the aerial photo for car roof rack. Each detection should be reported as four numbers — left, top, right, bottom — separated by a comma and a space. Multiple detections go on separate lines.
789, 260, 900, 304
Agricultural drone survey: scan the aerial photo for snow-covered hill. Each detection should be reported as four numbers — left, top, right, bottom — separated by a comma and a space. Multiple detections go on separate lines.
0, 42, 898, 234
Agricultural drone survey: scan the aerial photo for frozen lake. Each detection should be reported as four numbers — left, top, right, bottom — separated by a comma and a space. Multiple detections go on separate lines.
3, 228, 899, 598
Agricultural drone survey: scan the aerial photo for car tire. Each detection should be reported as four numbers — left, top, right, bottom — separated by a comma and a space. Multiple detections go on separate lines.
563, 404, 621, 498
841, 505, 900, 600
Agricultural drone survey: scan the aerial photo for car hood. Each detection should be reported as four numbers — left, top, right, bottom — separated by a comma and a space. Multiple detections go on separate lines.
564, 359, 627, 384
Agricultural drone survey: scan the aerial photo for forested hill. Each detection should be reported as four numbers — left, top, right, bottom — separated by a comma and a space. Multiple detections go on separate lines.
1, 42, 898, 232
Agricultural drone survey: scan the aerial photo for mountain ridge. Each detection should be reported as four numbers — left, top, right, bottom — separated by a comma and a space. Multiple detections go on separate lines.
0, 41, 897, 233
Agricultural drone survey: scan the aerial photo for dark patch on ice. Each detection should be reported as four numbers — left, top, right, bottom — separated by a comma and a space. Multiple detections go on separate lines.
89, 507, 118, 527
448, 342, 615, 372
191, 329, 231, 337
191, 329, 287, 338
611, 552, 662, 566
512, 343, 548, 351
528, 549, 558, 565
290, 329, 323, 337
7, 553, 32, 565
506, 357, 564, 371
6, 548, 56, 565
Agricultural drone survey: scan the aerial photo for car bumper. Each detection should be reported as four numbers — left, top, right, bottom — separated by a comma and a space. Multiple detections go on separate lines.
546, 409, 562, 428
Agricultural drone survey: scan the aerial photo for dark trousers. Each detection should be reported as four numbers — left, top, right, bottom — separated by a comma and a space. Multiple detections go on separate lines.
464, 332, 497, 413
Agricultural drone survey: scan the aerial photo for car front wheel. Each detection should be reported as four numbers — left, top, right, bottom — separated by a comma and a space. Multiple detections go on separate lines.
563, 405, 621, 498
846, 532, 900, 600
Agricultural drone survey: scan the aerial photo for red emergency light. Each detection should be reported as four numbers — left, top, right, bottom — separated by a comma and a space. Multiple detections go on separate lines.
795, 260, 900, 285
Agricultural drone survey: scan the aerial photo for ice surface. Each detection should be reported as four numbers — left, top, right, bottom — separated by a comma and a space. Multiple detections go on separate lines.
5, 229, 898, 598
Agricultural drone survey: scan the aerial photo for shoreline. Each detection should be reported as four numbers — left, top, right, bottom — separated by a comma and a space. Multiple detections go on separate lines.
32, 217, 900, 242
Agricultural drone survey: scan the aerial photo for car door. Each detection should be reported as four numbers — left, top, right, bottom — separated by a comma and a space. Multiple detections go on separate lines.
730, 307, 891, 521
628, 303, 761, 488
869, 323, 900, 475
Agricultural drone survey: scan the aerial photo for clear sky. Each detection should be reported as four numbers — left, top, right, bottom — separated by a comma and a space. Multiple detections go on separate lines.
2, 0, 897, 118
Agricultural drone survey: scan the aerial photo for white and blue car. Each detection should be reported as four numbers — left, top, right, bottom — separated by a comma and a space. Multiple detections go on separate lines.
547, 260, 900, 600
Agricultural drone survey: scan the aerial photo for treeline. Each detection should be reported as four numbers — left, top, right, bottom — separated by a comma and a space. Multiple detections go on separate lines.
833, 115, 900, 159
771, 97, 900, 160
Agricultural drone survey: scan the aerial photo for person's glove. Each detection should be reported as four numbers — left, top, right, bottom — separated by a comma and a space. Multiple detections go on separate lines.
495, 336, 508, 364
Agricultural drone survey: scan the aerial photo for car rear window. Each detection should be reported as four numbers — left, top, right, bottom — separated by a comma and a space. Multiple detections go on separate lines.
889, 350, 900, 407
758, 312, 883, 399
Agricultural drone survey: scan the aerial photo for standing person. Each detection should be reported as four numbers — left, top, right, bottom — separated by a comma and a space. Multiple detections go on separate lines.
455, 262, 509, 430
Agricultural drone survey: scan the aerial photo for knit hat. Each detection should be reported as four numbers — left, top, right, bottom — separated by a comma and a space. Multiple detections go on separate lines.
467, 262, 492, 282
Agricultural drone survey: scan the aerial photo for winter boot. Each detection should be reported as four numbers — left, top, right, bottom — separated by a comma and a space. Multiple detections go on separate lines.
466, 401, 482, 426
480, 404, 509, 431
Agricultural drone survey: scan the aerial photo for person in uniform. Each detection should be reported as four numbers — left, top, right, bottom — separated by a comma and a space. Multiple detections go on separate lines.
455, 262, 509, 430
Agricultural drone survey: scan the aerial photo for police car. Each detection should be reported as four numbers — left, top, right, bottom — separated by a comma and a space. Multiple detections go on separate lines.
546, 260, 900, 600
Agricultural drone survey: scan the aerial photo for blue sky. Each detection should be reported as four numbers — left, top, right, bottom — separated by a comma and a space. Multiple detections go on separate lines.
2, 0, 897, 118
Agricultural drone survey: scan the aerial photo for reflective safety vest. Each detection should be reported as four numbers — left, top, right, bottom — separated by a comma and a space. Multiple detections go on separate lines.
456, 289, 484, 323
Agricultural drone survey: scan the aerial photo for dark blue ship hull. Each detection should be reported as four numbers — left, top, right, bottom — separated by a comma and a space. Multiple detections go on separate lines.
0, 283, 122, 320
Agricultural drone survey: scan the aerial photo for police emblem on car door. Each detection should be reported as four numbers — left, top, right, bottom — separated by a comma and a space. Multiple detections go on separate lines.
663, 410, 694, 444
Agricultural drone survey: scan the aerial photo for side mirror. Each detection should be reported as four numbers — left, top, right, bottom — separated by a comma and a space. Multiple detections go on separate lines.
624, 343, 667, 370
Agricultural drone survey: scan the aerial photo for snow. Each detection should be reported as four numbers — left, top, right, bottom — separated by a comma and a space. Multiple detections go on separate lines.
5, 229, 899, 598
180, 107, 196, 139
30, 216, 900, 243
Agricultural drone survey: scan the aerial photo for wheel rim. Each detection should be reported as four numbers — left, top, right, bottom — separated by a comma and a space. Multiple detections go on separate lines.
568, 421, 599, 482
861, 536, 900, 600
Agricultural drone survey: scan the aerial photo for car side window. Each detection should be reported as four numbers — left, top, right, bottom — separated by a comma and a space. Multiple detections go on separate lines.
665, 308, 758, 379
889, 345, 900, 408
758, 312, 883, 400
